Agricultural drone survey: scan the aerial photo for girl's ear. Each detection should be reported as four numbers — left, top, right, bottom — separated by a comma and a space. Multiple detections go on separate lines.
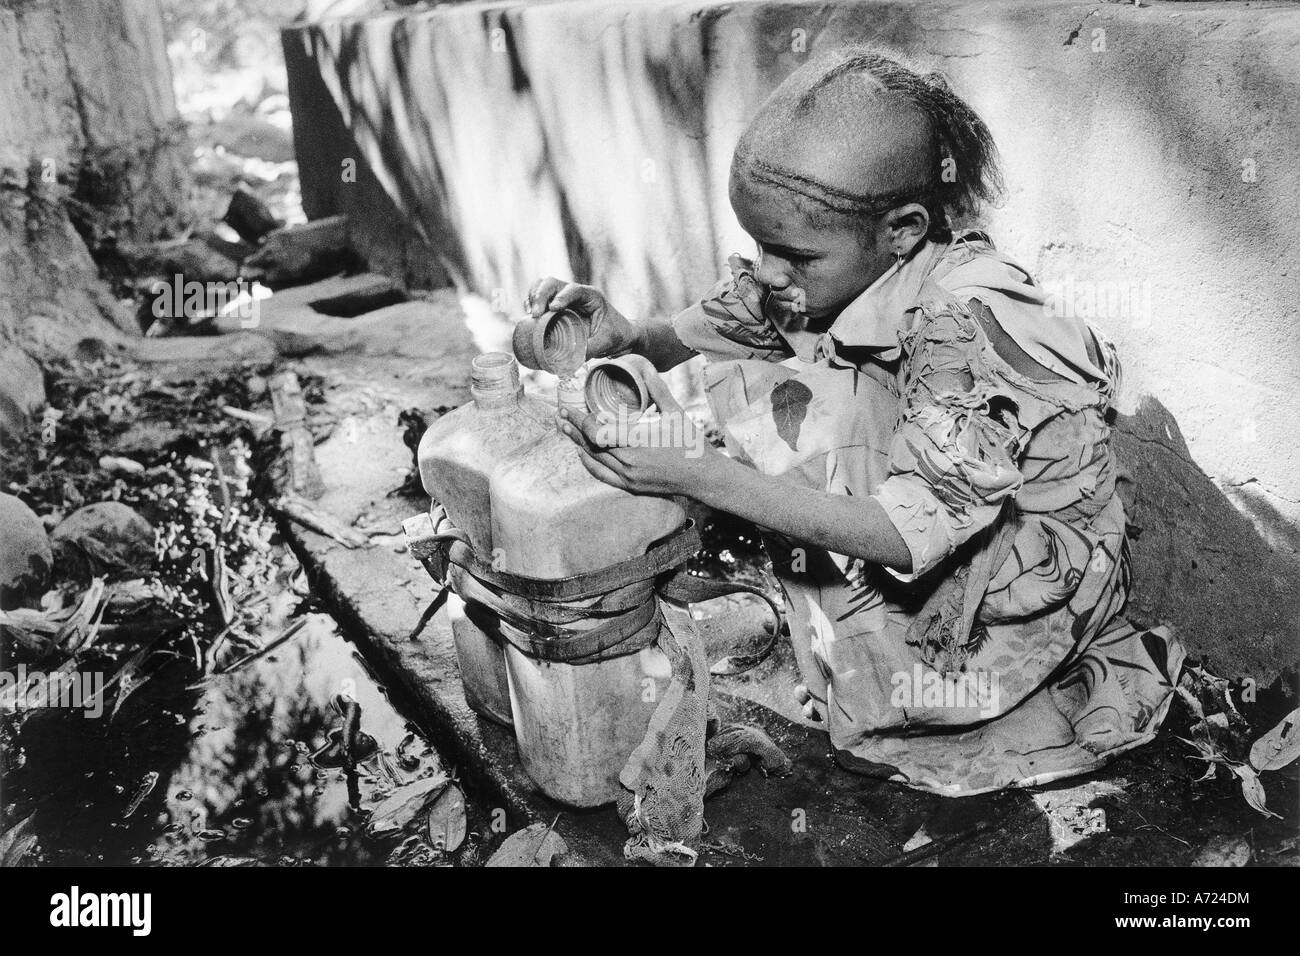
885, 203, 930, 257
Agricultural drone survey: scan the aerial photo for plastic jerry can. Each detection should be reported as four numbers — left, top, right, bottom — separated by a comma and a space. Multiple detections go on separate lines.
489, 363, 686, 805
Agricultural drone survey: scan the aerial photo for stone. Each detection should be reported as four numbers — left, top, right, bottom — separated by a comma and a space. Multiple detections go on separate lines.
0, 347, 46, 448
0, 493, 53, 610
1, 0, 189, 359
208, 112, 295, 164
128, 332, 279, 368
50, 501, 155, 580
117, 238, 241, 284
223, 185, 282, 245
239, 215, 357, 287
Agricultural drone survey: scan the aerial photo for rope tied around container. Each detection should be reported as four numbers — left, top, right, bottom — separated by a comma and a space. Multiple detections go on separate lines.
406, 504, 784, 674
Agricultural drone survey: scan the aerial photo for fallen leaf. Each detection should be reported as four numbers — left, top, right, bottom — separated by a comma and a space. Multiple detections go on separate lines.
123, 771, 159, 818
365, 772, 449, 838
311, 696, 378, 770
199, 855, 264, 867
485, 821, 568, 867
903, 826, 933, 853
425, 784, 467, 853
1232, 764, 1281, 819
1249, 707, 1300, 773
0, 813, 38, 866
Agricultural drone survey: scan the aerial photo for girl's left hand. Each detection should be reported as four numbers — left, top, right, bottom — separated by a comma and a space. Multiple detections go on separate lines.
558, 356, 720, 498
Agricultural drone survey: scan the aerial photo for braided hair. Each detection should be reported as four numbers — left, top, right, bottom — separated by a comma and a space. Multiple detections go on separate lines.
733, 47, 1004, 241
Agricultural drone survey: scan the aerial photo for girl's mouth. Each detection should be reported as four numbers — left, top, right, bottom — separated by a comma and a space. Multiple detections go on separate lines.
759, 283, 800, 314
763, 286, 810, 329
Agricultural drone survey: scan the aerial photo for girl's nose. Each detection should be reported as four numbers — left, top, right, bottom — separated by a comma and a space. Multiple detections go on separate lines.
755, 250, 792, 291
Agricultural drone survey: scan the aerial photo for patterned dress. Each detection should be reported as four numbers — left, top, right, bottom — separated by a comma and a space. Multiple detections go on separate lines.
673, 232, 1185, 795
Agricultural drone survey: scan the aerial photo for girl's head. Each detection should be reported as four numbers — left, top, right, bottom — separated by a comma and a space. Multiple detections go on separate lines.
730, 48, 1003, 322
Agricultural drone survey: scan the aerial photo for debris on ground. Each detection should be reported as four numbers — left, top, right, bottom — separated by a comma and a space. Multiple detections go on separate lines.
1174, 664, 1299, 821
0, 351, 501, 867
485, 820, 569, 868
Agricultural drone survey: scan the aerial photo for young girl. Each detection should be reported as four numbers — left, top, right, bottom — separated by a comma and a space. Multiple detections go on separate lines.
525, 48, 1183, 796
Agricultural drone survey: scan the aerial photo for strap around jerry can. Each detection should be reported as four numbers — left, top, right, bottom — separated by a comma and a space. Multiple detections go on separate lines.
406, 504, 784, 671
445, 517, 702, 604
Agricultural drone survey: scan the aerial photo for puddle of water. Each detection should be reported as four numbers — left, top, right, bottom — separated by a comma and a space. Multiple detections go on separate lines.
4, 612, 464, 867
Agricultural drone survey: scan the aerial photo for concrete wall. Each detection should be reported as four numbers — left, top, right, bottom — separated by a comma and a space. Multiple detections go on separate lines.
284, 0, 1300, 678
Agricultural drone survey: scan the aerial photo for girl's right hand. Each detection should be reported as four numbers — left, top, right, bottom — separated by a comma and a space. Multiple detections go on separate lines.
524, 277, 642, 360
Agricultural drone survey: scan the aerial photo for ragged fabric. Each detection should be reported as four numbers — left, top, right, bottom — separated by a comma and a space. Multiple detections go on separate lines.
615, 610, 795, 867
616, 609, 710, 866
673, 231, 1186, 796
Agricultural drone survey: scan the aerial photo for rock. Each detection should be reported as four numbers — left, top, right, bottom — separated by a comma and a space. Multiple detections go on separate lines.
216, 293, 460, 361
1, 0, 190, 362
0, 493, 53, 610
50, 502, 155, 580
223, 185, 283, 245
129, 332, 279, 368
195, 225, 256, 264
240, 215, 357, 287
119, 238, 241, 284
208, 113, 296, 164
0, 347, 45, 448
113, 418, 186, 457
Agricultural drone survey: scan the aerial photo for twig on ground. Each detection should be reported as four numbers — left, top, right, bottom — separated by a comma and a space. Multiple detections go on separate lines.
198, 617, 309, 684
407, 586, 449, 642
271, 495, 369, 549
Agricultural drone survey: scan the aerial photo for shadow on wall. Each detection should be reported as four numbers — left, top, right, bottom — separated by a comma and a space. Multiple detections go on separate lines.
282, 27, 448, 289
1112, 396, 1299, 684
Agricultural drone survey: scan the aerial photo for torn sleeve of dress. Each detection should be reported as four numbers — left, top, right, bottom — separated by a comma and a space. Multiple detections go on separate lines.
872, 302, 1028, 580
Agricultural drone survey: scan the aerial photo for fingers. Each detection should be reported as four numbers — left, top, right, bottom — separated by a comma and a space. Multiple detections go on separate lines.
524, 277, 566, 318
644, 374, 684, 416
549, 283, 601, 315
560, 410, 607, 451
576, 449, 629, 490
601, 354, 682, 415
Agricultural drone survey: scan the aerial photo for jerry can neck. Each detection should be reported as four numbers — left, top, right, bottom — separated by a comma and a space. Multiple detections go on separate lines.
470, 352, 524, 406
